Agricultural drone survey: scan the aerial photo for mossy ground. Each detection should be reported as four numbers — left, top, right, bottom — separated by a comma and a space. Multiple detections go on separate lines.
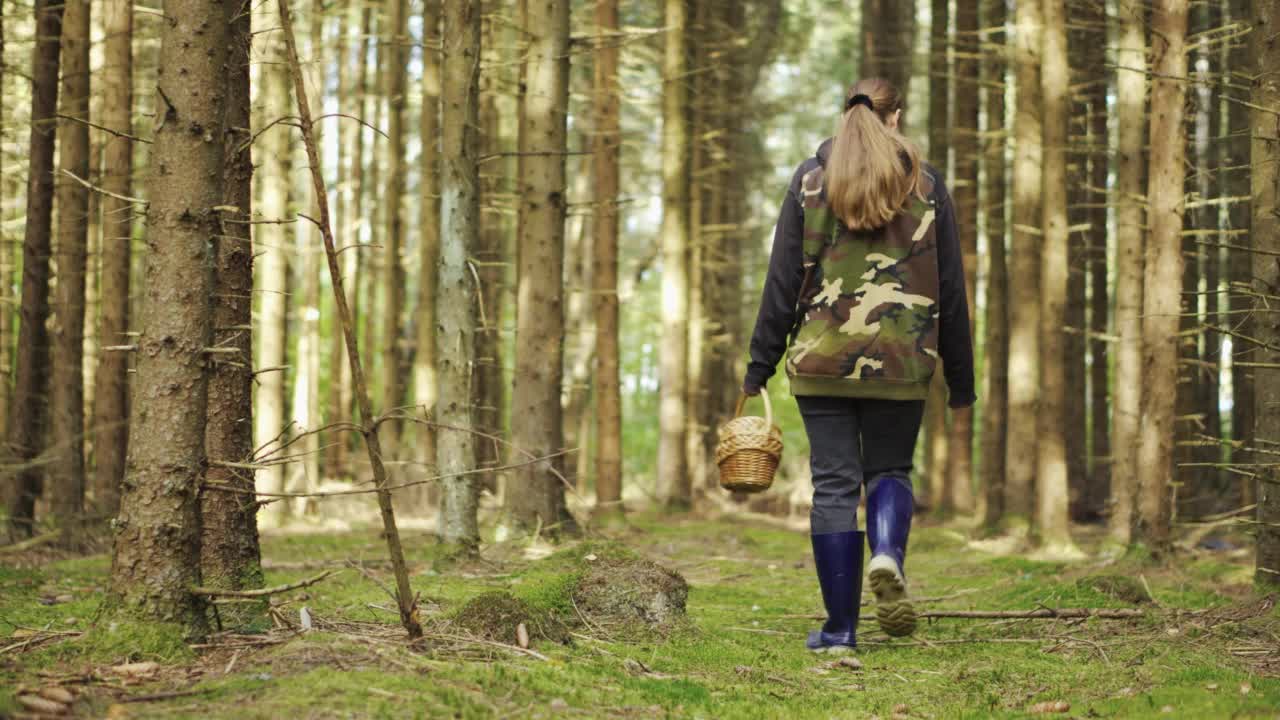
2, 515, 1278, 719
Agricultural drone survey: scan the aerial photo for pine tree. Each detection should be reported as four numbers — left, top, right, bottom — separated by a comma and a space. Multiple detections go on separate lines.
436, 0, 482, 551
1036, 0, 1075, 553
1135, 0, 1190, 551
108, 0, 229, 633
1250, 0, 1280, 589
49, 0, 91, 539
3, 0, 64, 541
979, 0, 1009, 530
90, 0, 134, 519
201, 0, 263, 600
592, 0, 623, 519
1006, 0, 1044, 526
655, 0, 691, 510
254, 33, 294, 527
1110, 0, 1146, 545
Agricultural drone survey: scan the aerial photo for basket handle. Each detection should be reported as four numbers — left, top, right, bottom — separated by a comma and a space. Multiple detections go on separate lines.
734, 390, 774, 427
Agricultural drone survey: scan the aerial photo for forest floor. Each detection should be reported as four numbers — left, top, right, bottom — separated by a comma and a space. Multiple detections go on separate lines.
2, 513, 1279, 719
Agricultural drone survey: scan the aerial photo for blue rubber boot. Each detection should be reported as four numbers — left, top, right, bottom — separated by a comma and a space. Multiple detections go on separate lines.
866, 473, 916, 637
806, 530, 864, 653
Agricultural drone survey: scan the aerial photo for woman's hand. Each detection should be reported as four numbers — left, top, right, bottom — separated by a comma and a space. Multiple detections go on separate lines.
742, 380, 762, 397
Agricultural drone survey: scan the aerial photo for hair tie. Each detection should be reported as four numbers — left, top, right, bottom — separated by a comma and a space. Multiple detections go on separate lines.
846, 94, 874, 112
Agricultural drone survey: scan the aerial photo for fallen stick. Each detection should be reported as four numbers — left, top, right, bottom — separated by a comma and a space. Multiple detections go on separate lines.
0, 530, 61, 555
120, 688, 210, 703
781, 607, 1145, 621
191, 570, 338, 598
429, 633, 550, 662
275, 0, 421, 641
919, 609, 1144, 620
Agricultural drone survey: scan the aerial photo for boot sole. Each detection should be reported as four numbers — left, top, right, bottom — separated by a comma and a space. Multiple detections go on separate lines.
810, 644, 856, 655
868, 565, 917, 637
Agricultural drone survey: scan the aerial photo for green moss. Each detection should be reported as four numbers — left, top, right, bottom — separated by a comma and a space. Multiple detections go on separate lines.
5, 514, 1280, 719
1076, 574, 1153, 604
450, 591, 569, 644
76, 619, 195, 664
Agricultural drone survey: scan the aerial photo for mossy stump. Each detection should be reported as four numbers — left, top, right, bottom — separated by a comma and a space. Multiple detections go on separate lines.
1076, 574, 1153, 604
571, 555, 689, 634
452, 591, 570, 645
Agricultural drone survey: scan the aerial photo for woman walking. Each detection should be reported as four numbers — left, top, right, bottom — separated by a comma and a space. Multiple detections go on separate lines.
742, 78, 976, 653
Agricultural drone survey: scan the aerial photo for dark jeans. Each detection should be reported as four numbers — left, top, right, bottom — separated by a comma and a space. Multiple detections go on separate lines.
797, 396, 925, 534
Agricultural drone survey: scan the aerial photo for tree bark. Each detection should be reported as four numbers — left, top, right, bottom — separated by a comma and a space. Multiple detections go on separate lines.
1005, 0, 1043, 525
49, 0, 91, 539
1110, 0, 1146, 546
90, 0, 134, 521
254, 33, 293, 528
979, 0, 1008, 531
3, 0, 64, 542
0, 0, 8, 446
1135, 0, 1189, 552
1035, 0, 1074, 552
472, 4, 505, 499
436, 0, 482, 550
1251, 0, 1280, 590
1085, 0, 1110, 520
860, 0, 917, 99
107, 0, 228, 634
592, 0, 623, 519
1228, 0, 1255, 508
381, 0, 408, 483
508, 0, 576, 531
1065, 12, 1089, 521
948, 0, 978, 515
655, 0, 691, 510
926, 0, 952, 514
201, 0, 263, 600
412, 0, 440, 502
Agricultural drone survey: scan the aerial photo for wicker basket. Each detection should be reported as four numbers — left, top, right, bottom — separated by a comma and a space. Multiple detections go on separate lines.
715, 392, 784, 494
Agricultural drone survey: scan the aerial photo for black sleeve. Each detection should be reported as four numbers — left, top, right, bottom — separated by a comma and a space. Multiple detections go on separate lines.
743, 167, 808, 393
933, 186, 977, 408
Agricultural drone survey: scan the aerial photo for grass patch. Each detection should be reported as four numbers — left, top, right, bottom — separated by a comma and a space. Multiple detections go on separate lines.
2, 514, 1279, 718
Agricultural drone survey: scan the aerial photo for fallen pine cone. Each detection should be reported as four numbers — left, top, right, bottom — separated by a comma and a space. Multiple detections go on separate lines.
1028, 700, 1071, 714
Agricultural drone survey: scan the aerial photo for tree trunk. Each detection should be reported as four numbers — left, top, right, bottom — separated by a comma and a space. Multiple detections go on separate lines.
860, 0, 917, 99
49, 0, 91, 539
1065, 15, 1089, 521
0, 0, 7, 446
1135, 0, 1189, 553
254, 34, 293, 528
473, 5, 505, 499
1085, 0, 1111, 520
327, 0, 351, 479
1228, 0, 1255, 508
1110, 0, 1146, 546
107, 0, 228, 634
926, 0, 952, 514
381, 0, 408, 485
592, 0, 623, 519
90, 0, 133, 520
1035, 0, 1075, 552
948, 0, 978, 515
412, 0, 440, 503
345, 2, 373, 476
1251, 0, 1280, 590
1005, 0, 1043, 526
3, 0, 64, 542
979, 0, 1008, 531
508, 0, 576, 531
436, 0, 482, 551
655, 0, 691, 510
201, 0, 263, 601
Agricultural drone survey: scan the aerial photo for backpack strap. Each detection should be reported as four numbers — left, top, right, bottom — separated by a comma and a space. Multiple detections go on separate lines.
790, 166, 837, 345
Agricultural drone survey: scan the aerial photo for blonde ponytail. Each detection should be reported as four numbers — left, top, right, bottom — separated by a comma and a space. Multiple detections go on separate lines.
826, 78, 924, 231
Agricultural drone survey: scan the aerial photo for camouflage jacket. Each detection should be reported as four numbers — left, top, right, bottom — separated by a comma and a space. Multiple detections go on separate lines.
745, 140, 975, 407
